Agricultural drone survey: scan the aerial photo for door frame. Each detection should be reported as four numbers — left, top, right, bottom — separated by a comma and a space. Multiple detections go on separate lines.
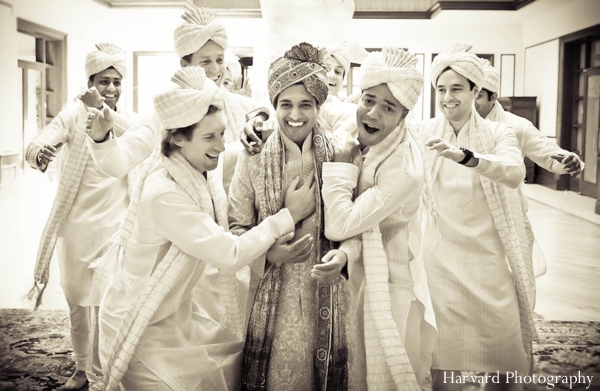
557, 24, 600, 193
580, 68, 600, 199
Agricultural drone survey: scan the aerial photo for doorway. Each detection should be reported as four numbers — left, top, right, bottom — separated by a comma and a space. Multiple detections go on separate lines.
581, 68, 600, 200
558, 24, 600, 213
17, 20, 66, 175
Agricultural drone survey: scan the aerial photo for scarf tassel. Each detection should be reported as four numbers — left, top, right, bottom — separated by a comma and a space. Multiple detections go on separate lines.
25, 280, 48, 310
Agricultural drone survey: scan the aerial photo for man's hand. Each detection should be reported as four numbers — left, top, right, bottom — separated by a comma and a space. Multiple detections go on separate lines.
78, 87, 105, 109
37, 141, 64, 167
266, 233, 314, 264
85, 105, 114, 142
332, 134, 361, 164
425, 137, 464, 162
231, 75, 252, 97
241, 116, 273, 155
552, 152, 583, 177
311, 249, 347, 285
284, 172, 316, 224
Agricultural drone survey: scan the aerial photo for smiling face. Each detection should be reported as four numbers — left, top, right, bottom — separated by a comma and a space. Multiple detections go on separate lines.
275, 83, 319, 146
175, 109, 226, 173
88, 68, 122, 110
475, 88, 497, 118
435, 68, 478, 130
356, 84, 408, 147
324, 55, 345, 97
182, 40, 226, 86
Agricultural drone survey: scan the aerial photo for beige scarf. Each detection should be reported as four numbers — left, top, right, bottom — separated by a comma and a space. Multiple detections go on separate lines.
422, 112, 537, 363
485, 100, 544, 296
102, 151, 241, 391
358, 122, 421, 390
27, 105, 90, 308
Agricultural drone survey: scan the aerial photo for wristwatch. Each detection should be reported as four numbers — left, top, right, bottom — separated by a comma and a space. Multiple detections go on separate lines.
458, 147, 474, 165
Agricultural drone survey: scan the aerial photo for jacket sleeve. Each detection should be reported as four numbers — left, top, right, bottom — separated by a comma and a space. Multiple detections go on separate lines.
25, 104, 77, 172
471, 123, 525, 189
322, 161, 421, 241
86, 111, 160, 178
149, 182, 294, 273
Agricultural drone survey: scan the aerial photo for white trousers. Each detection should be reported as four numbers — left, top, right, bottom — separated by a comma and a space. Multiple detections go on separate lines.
68, 303, 103, 387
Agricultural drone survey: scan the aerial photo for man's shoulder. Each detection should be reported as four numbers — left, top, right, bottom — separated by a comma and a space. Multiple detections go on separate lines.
236, 149, 263, 176
141, 165, 179, 203
498, 109, 534, 130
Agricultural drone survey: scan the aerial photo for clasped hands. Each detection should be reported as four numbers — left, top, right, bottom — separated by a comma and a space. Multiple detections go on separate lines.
266, 170, 347, 284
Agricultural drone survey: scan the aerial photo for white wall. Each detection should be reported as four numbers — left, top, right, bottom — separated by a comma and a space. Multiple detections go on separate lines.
524, 40, 559, 138
523, 0, 600, 48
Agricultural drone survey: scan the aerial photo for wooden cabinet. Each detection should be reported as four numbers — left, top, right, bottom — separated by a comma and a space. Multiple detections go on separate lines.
497, 96, 538, 183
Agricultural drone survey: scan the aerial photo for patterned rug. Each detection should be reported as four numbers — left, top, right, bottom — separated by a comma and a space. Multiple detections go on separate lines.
0, 309, 598, 390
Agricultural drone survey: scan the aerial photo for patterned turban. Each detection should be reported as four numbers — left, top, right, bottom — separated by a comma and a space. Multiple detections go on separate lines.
430, 43, 484, 90
480, 58, 500, 94
268, 42, 329, 106
174, 6, 228, 59
224, 50, 242, 79
153, 66, 223, 130
85, 43, 126, 79
359, 47, 424, 111
325, 38, 369, 75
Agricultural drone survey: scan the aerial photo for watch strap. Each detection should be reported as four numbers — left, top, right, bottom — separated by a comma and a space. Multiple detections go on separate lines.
458, 147, 473, 165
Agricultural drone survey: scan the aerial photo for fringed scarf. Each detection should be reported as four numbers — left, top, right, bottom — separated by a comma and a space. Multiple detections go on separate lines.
102, 150, 242, 391
27, 105, 90, 309
422, 112, 537, 367
359, 122, 421, 390
485, 100, 544, 297
242, 125, 349, 391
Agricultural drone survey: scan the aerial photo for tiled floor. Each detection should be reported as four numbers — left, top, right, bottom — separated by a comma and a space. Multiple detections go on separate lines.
1, 170, 599, 321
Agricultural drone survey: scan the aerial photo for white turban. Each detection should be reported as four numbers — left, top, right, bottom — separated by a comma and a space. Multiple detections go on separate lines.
480, 58, 500, 94
154, 66, 223, 130
430, 43, 484, 90
359, 47, 424, 111
325, 38, 368, 75
85, 43, 126, 79
224, 50, 242, 79
174, 6, 228, 59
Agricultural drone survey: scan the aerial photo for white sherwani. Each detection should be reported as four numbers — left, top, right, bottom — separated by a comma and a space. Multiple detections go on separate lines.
26, 100, 138, 306
98, 162, 295, 390
321, 136, 436, 384
419, 118, 530, 373
486, 101, 568, 174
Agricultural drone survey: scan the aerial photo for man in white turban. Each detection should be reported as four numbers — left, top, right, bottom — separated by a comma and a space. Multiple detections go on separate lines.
25, 42, 138, 391
475, 58, 583, 177
96, 66, 312, 391
320, 47, 437, 390
86, 5, 269, 194
323, 38, 368, 100
418, 44, 537, 390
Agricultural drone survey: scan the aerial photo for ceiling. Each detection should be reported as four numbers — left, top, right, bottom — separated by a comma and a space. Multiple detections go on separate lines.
95, 0, 536, 19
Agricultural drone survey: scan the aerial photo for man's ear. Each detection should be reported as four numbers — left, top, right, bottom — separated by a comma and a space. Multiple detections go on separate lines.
491, 92, 498, 102
180, 58, 189, 67
171, 132, 184, 148
87, 80, 93, 88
